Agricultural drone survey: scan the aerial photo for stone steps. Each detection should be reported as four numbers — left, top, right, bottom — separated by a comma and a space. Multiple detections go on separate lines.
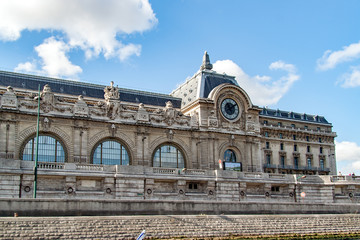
1, 214, 360, 239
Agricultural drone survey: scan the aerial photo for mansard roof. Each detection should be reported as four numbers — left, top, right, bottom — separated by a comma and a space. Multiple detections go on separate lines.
260, 107, 331, 125
171, 52, 238, 107
0, 70, 181, 108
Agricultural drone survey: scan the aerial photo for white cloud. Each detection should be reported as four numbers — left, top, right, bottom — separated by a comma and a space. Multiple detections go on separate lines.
14, 61, 39, 74
337, 66, 360, 88
15, 37, 82, 78
213, 60, 299, 106
317, 41, 360, 71
36, 37, 82, 78
0, 0, 157, 76
336, 141, 360, 175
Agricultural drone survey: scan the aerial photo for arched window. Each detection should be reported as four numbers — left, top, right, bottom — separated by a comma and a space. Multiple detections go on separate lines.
224, 149, 236, 162
22, 135, 66, 162
153, 144, 185, 168
92, 140, 130, 165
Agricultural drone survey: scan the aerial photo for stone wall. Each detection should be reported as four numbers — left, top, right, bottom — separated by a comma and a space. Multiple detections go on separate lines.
1, 214, 360, 239
1, 198, 360, 216
1, 158, 360, 215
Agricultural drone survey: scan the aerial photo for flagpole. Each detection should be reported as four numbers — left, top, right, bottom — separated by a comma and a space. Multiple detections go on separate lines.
33, 85, 41, 198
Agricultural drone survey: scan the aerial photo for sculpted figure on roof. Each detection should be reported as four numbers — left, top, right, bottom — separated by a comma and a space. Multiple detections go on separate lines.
104, 81, 119, 101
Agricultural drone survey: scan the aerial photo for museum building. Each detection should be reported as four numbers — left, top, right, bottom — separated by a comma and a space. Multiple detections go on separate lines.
1, 52, 356, 208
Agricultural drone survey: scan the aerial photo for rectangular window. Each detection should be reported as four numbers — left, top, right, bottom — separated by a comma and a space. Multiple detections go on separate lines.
279, 133, 283, 139
266, 142, 270, 149
317, 127, 321, 131
307, 158, 312, 168
266, 154, 271, 164
293, 135, 296, 140
307, 146, 311, 153
280, 156, 285, 167
306, 136, 309, 142
320, 147, 323, 154
319, 137, 322, 143
294, 145, 297, 152
265, 132, 269, 137
280, 143, 284, 151
264, 120, 268, 125
304, 126, 308, 130
320, 159, 324, 170
278, 122, 282, 127
294, 157, 299, 169
291, 124, 295, 128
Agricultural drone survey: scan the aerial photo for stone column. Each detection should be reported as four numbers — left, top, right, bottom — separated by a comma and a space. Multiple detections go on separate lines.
73, 127, 88, 163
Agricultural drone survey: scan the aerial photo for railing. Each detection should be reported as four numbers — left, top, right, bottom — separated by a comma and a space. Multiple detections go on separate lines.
263, 164, 277, 169
331, 175, 360, 182
76, 164, 104, 172
37, 162, 65, 170
153, 168, 177, 175
244, 173, 263, 178
261, 124, 335, 135
269, 174, 286, 179
184, 169, 206, 175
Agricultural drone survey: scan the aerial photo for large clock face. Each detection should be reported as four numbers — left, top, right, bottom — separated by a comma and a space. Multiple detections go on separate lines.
221, 98, 239, 120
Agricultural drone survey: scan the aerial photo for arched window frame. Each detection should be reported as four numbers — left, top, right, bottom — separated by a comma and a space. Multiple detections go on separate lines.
224, 149, 237, 163
91, 138, 131, 165
152, 143, 185, 168
21, 134, 67, 163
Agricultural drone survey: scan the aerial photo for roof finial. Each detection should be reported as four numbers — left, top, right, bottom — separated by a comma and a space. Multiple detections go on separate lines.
200, 51, 213, 70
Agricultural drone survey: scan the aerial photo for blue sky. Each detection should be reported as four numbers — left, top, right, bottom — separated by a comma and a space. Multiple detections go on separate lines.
0, 0, 359, 174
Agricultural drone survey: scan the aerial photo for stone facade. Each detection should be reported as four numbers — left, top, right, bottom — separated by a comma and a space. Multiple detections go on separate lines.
0, 52, 358, 210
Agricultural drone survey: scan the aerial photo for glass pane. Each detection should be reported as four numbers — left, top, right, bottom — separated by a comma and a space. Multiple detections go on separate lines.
224, 149, 236, 162
153, 150, 160, 167
22, 135, 66, 162
92, 140, 130, 165
152, 145, 185, 168
23, 139, 34, 161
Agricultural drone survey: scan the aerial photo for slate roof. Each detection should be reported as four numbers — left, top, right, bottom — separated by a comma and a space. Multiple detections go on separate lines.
171, 70, 238, 107
0, 70, 181, 108
259, 107, 331, 125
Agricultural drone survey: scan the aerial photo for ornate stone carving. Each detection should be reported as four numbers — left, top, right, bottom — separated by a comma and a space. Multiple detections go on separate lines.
208, 110, 218, 128
1, 86, 18, 109
19, 84, 71, 113
136, 103, 149, 122
109, 123, 117, 137
149, 101, 190, 126
41, 117, 51, 131
106, 100, 121, 119
190, 112, 199, 128
167, 129, 174, 140
246, 114, 259, 133
73, 95, 89, 117
163, 101, 177, 125
104, 81, 119, 101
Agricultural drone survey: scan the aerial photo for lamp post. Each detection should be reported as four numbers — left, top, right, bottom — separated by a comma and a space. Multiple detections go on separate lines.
33, 85, 41, 198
